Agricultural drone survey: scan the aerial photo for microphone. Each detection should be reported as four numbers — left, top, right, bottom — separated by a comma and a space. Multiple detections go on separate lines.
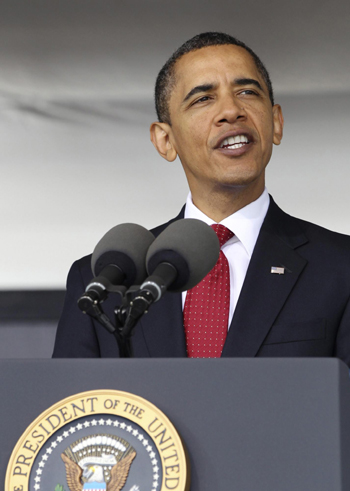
78, 223, 155, 314
124, 219, 220, 328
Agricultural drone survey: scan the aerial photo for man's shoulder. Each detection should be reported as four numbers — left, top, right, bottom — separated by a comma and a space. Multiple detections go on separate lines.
293, 215, 350, 243
150, 206, 185, 237
66, 254, 93, 285
268, 198, 350, 254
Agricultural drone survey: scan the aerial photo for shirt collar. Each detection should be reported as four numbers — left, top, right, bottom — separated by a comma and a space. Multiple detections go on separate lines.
184, 188, 270, 258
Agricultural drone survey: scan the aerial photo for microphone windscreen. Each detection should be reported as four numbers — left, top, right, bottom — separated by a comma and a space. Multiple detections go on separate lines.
146, 219, 220, 292
91, 223, 155, 286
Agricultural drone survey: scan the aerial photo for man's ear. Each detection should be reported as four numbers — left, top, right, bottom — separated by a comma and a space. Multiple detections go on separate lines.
272, 104, 284, 145
150, 122, 178, 162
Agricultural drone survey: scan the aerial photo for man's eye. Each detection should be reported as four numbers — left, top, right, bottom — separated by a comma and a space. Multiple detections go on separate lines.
193, 96, 210, 104
240, 89, 258, 96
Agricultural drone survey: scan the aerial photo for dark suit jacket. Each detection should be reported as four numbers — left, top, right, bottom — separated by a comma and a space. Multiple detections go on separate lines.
53, 198, 350, 367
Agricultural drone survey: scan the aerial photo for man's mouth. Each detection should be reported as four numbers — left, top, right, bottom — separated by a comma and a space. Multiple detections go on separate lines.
220, 134, 249, 150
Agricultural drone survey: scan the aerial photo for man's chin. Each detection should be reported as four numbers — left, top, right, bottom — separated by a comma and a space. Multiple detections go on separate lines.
213, 173, 264, 190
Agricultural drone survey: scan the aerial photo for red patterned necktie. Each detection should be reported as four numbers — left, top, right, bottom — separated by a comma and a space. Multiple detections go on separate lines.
184, 224, 234, 358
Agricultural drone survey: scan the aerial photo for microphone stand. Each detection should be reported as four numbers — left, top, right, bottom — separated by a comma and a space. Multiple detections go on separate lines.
78, 286, 148, 358
113, 289, 139, 358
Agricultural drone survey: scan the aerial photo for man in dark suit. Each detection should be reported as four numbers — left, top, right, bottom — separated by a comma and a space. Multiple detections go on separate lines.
53, 32, 350, 366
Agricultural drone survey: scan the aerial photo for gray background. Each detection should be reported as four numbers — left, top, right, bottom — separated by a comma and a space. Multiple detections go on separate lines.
1, 0, 349, 290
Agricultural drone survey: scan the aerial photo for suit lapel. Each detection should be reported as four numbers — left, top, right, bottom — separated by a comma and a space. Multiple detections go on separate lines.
222, 199, 308, 357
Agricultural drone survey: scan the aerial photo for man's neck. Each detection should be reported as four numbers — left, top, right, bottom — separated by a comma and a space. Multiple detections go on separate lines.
191, 184, 265, 222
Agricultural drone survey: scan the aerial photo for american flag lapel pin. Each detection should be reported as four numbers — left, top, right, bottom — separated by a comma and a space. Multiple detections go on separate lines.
271, 266, 285, 275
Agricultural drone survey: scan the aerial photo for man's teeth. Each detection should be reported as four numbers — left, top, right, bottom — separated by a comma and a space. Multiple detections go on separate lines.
220, 135, 249, 149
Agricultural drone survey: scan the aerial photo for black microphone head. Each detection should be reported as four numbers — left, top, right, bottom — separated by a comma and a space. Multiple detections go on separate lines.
146, 219, 220, 292
92, 223, 155, 286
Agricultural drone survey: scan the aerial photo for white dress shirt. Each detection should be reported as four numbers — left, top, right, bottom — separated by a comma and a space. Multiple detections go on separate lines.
182, 189, 270, 328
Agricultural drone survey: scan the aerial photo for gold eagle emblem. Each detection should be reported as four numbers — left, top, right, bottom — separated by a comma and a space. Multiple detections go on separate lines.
61, 451, 136, 491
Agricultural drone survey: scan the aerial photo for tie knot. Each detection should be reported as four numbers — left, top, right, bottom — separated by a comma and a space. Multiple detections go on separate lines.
211, 224, 234, 247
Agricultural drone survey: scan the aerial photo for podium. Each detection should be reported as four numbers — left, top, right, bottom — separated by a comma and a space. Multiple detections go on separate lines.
1, 358, 350, 490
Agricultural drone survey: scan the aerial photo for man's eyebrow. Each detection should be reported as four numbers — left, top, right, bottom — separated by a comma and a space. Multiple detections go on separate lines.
234, 78, 264, 91
182, 83, 216, 103
182, 78, 264, 104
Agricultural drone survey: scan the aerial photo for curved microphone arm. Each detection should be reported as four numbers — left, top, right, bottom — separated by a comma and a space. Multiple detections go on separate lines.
78, 284, 145, 358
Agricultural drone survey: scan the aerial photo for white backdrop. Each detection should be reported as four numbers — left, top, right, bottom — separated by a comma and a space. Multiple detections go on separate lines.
0, 0, 349, 289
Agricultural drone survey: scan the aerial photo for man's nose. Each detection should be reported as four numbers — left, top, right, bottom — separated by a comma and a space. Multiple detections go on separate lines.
215, 94, 246, 125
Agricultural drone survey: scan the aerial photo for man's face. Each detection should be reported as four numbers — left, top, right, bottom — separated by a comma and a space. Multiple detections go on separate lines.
152, 44, 283, 201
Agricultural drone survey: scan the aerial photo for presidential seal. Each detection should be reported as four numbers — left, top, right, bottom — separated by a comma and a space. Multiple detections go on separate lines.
5, 390, 189, 491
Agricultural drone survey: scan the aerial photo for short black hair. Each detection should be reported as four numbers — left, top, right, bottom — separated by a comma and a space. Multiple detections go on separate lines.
155, 32, 274, 125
